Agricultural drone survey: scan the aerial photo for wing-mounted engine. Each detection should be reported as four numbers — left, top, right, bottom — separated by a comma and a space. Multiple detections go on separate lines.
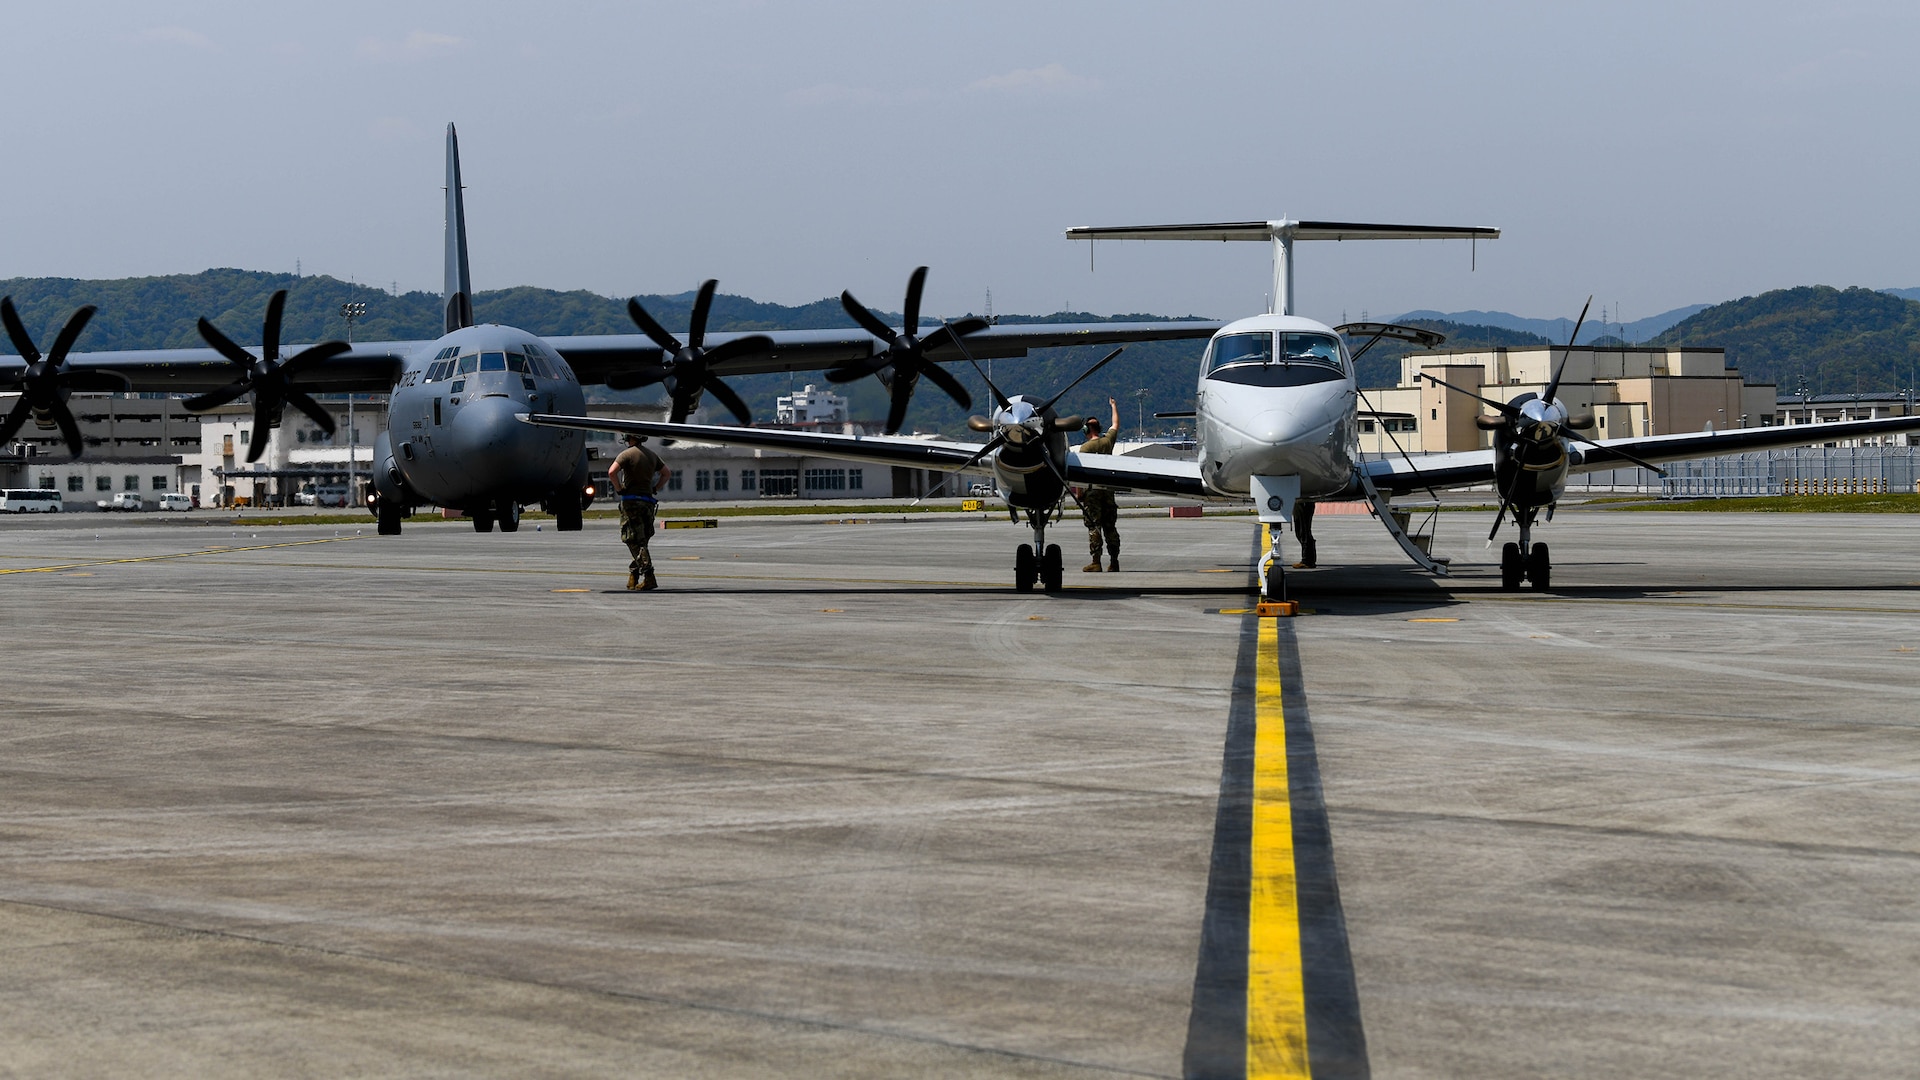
0, 298, 100, 458
185, 289, 351, 463
827, 266, 986, 434
615, 279, 771, 425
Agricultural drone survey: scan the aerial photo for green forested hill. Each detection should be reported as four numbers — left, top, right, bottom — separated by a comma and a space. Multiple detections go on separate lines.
1651, 286, 1920, 393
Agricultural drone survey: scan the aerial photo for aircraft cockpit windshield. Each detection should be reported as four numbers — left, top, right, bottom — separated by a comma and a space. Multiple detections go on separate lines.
1205, 331, 1348, 380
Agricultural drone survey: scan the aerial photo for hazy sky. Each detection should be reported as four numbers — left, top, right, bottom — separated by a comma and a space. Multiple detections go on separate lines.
5, 1, 1916, 326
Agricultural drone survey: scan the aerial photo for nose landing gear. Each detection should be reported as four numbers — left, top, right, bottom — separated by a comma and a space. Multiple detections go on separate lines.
1500, 512, 1551, 591
1013, 508, 1064, 591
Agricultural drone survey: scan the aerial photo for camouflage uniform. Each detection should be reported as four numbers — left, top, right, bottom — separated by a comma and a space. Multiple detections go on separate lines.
611, 442, 664, 580
1079, 427, 1120, 569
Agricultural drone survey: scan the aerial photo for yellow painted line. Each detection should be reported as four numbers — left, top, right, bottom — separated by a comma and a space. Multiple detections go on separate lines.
0, 535, 364, 575
551, 588, 591, 593
1408, 617, 1460, 623
1248, 605, 1309, 1078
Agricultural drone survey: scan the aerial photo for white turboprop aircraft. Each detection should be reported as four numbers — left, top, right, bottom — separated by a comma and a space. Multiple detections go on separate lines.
529, 220, 1920, 597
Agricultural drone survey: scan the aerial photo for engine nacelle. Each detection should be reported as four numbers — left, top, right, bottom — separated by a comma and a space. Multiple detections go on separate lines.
367, 431, 418, 516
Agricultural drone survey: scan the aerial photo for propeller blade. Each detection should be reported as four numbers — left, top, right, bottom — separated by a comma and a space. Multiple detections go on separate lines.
197, 317, 258, 368
824, 362, 878, 384
919, 361, 972, 410
626, 298, 685, 354
1487, 502, 1507, 543
246, 414, 271, 462
46, 304, 97, 365
701, 334, 774, 367
285, 389, 337, 435
261, 290, 286, 364
919, 316, 990, 355
1036, 347, 1124, 415
281, 340, 351, 378
51, 399, 84, 459
1419, 371, 1522, 416
901, 265, 927, 336
840, 291, 899, 345
1564, 429, 1668, 476
0, 297, 41, 363
605, 366, 669, 391
183, 380, 253, 412
701, 374, 753, 426
885, 374, 913, 434
688, 279, 718, 351
0, 394, 34, 445
1543, 295, 1592, 405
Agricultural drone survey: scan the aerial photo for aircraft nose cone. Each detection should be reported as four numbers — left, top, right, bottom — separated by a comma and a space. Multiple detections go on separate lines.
449, 395, 544, 484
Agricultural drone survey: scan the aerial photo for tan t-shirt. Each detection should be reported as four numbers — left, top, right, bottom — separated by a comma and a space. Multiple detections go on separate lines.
1081, 428, 1118, 455
611, 444, 664, 495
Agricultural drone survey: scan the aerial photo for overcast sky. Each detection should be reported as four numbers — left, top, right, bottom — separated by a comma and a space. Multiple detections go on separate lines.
5, 1, 1916, 327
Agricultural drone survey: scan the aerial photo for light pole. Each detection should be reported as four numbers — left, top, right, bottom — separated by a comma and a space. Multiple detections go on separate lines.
340, 301, 367, 343
1132, 388, 1149, 436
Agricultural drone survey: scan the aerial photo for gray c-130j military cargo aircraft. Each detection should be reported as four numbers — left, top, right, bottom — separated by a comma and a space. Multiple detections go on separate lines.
528, 220, 1920, 598
0, 124, 1223, 534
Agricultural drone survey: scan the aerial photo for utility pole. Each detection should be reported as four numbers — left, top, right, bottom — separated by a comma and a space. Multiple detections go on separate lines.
1132, 387, 1149, 435
339, 302, 368, 504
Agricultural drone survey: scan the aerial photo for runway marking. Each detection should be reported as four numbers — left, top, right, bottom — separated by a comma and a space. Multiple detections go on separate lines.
1185, 526, 1367, 1079
0, 535, 366, 575
551, 588, 591, 593
1408, 617, 1459, 623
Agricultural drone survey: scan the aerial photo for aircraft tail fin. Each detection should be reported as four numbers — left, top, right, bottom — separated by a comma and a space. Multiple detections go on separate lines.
443, 123, 474, 333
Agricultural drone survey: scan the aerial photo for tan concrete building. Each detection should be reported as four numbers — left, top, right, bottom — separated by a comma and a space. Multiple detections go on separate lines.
1360, 345, 1778, 454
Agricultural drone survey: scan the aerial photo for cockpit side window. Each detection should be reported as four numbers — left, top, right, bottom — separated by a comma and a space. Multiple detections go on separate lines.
1205, 332, 1273, 373
506, 353, 529, 373
456, 354, 478, 375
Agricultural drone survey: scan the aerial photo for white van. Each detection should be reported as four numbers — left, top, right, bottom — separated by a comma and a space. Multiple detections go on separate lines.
295, 483, 349, 507
157, 493, 193, 512
0, 488, 63, 513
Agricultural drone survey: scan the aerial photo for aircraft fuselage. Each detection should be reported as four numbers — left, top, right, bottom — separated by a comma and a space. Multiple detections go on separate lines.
1193, 313, 1360, 500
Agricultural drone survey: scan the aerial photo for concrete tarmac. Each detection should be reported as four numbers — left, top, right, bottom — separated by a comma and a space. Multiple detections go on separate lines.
2, 507, 1917, 1077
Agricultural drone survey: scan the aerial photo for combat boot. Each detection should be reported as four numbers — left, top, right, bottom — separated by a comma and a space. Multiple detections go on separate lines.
1082, 561, 1102, 572
1108, 558, 1119, 572
639, 569, 659, 591
626, 571, 641, 591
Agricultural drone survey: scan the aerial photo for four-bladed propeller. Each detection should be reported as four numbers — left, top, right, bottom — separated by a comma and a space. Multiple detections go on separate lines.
186, 289, 352, 463
614, 280, 771, 425
829, 266, 987, 434
0, 297, 97, 458
1420, 295, 1666, 542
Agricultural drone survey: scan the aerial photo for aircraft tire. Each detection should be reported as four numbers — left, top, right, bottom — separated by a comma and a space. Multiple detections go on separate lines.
1500, 542, 1523, 590
496, 498, 521, 533
1528, 542, 1551, 591
556, 502, 583, 531
472, 510, 495, 533
376, 503, 402, 536
1041, 544, 1063, 591
1015, 543, 1036, 592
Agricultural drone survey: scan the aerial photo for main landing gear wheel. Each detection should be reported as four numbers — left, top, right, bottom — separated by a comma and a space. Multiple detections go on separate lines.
1500, 542, 1523, 590
1041, 544, 1063, 592
376, 503, 402, 536
1527, 542, 1551, 591
556, 500, 583, 532
471, 508, 495, 533
1015, 543, 1037, 592
495, 498, 522, 533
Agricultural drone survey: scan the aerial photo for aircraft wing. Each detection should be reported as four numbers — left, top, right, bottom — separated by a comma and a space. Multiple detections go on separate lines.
4, 342, 422, 395
1360, 413, 1920, 496
523, 413, 991, 470
1066, 452, 1209, 498
545, 320, 1224, 385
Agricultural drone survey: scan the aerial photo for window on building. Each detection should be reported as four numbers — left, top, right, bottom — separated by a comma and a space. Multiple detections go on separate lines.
695, 469, 711, 492
68, 476, 84, 492
151, 476, 167, 490
848, 469, 861, 491
97, 476, 112, 492
1360, 419, 1376, 433
36, 474, 54, 489
297, 430, 307, 443
740, 469, 755, 494
666, 471, 682, 491
804, 467, 847, 491
713, 469, 729, 492
123, 475, 139, 492
1598, 416, 1605, 429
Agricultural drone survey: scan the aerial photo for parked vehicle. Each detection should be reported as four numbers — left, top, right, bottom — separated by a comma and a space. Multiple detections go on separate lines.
97, 492, 145, 511
1, 488, 63, 513
157, 493, 192, 512
294, 483, 349, 508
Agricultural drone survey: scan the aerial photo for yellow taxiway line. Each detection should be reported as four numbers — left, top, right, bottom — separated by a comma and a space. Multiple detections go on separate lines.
1247, 557, 1310, 1077
0, 534, 367, 575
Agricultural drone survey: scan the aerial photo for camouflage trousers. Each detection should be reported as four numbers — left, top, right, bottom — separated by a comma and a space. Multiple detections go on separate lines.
619, 498, 656, 574
1080, 487, 1120, 562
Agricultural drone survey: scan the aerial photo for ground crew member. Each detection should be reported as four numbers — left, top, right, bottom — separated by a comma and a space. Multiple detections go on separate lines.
609, 432, 670, 591
1292, 498, 1318, 569
1078, 398, 1121, 572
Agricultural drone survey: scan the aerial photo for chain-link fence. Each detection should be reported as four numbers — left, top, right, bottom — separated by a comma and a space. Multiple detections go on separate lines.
1568, 447, 1920, 496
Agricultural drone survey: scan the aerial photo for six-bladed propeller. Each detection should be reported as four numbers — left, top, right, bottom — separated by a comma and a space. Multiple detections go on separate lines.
185, 289, 352, 463
0, 297, 97, 458
613, 279, 771, 425
829, 266, 988, 434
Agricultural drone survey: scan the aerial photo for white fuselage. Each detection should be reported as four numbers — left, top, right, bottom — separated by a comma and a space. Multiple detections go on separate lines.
1192, 313, 1359, 499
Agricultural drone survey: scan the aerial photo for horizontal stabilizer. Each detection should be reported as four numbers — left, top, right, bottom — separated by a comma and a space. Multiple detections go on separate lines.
1065, 220, 1499, 243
